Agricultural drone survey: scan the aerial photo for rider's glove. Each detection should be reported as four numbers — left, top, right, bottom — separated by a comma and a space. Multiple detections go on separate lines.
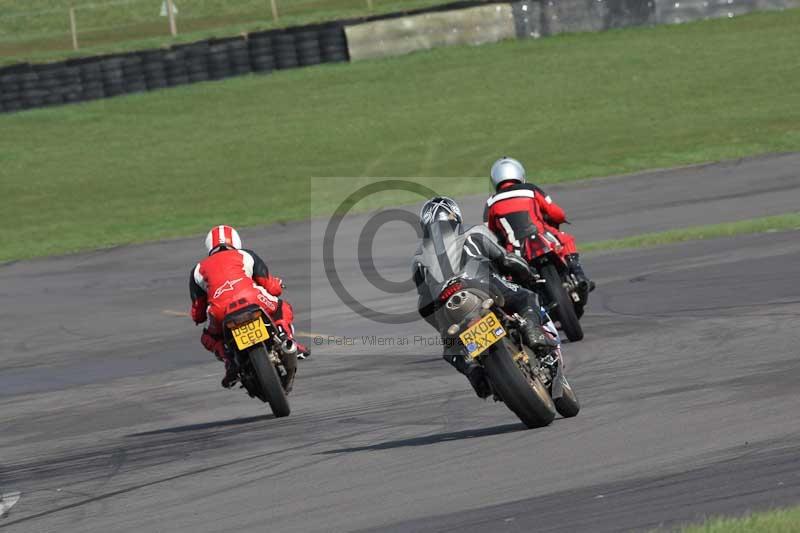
255, 274, 284, 297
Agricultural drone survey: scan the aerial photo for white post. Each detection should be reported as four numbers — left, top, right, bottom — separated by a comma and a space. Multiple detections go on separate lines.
366, 0, 373, 9
166, 0, 177, 36
69, 7, 79, 50
270, 0, 279, 22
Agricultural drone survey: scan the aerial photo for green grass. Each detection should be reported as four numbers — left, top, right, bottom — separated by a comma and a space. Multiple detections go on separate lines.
680, 506, 800, 532
1, 10, 800, 261
0, 0, 450, 65
583, 213, 800, 252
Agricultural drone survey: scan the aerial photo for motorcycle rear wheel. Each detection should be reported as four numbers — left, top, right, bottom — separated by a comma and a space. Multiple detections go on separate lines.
250, 345, 291, 418
541, 263, 584, 342
483, 340, 556, 428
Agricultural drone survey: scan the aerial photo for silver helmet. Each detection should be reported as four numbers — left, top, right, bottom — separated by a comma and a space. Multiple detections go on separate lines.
490, 157, 526, 190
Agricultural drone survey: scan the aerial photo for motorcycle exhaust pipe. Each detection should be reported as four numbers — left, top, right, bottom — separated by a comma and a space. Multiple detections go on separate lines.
280, 339, 298, 356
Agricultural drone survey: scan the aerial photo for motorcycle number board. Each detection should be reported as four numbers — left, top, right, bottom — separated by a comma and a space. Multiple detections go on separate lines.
459, 312, 506, 358
232, 319, 270, 350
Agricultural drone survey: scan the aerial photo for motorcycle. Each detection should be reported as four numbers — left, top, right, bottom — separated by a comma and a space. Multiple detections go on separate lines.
526, 231, 587, 342
221, 303, 298, 418
440, 279, 580, 428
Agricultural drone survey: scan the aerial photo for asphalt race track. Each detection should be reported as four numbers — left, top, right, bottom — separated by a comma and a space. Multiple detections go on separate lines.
1, 153, 799, 532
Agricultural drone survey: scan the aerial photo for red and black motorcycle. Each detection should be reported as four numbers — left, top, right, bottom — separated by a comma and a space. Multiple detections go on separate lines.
526, 231, 587, 342
221, 304, 298, 418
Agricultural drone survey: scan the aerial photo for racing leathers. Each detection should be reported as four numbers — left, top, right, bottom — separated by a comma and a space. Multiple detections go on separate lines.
189, 248, 305, 387
413, 222, 557, 398
483, 182, 592, 290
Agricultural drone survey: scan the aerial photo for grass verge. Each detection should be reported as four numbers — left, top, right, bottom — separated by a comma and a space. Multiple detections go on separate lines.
1, 10, 800, 261
583, 213, 800, 252
680, 506, 800, 532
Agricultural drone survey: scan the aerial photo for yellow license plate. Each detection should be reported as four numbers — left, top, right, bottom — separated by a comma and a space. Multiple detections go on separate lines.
232, 319, 270, 350
459, 312, 506, 358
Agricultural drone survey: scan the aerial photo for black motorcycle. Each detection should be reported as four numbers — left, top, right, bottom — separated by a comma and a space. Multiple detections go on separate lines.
440, 279, 580, 428
221, 304, 298, 418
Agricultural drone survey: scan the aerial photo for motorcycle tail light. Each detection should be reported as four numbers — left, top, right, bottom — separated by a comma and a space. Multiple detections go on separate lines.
225, 310, 262, 329
529, 234, 550, 256
439, 282, 463, 302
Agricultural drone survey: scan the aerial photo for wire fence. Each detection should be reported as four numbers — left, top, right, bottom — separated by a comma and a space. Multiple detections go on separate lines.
0, 0, 417, 59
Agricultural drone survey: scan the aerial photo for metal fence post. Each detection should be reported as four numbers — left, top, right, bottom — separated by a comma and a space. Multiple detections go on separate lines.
270, 0, 279, 22
69, 6, 79, 50
166, 0, 177, 36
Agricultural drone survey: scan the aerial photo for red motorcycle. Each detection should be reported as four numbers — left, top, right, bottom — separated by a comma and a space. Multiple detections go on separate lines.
526, 231, 587, 342
221, 304, 298, 417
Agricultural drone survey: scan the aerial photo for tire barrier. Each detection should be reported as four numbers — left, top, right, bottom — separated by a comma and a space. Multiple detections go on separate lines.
272, 32, 299, 70
319, 26, 349, 64
248, 31, 276, 74
0, 22, 350, 114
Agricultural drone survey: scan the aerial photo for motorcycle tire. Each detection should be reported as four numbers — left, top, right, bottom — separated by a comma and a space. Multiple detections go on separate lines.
541, 263, 584, 342
483, 340, 556, 428
553, 374, 580, 418
249, 345, 291, 418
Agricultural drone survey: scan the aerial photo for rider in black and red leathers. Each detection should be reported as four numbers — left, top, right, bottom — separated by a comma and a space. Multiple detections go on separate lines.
483, 157, 594, 292
190, 225, 309, 388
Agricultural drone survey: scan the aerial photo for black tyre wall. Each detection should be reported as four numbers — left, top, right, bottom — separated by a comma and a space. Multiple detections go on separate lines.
0, 20, 351, 113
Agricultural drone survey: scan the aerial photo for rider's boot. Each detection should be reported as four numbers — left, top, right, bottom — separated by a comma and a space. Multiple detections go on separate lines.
221, 359, 238, 389
566, 253, 595, 293
464, 364, 492, 399
220, 347, 239, 389
202, 330, 239, 389
519, 308, 559, 356
444, 346, 491, 399
295, 340, 311, 360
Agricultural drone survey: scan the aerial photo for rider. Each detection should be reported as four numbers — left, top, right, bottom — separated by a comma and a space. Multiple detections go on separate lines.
483, 157, 594, 292
413, 197, 558, 398
189, 225, 309, 388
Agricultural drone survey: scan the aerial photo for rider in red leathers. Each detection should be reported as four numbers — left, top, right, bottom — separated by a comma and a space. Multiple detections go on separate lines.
483, 157, 594, 293
190, 225, 309, 388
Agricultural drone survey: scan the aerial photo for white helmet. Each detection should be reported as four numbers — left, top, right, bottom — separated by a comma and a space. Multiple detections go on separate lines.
205, 225, 242, 255
490, 157, 526, 190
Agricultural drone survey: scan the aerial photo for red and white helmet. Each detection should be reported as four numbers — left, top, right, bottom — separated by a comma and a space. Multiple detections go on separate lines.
205, 225, 242, 254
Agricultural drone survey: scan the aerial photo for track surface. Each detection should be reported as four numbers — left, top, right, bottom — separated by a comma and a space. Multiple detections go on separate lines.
1, 153, 799, 532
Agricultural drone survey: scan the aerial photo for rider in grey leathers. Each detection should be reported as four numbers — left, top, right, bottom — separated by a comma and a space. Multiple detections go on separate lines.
412, 197, 557, 398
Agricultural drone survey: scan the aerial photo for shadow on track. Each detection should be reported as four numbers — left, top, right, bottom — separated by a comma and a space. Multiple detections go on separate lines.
128, 414, 273, 437
319, 422, 526, 454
